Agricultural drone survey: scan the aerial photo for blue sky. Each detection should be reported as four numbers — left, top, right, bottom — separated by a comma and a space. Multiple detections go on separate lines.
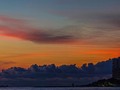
0, 0, 120, 29
0, 0, 119, 29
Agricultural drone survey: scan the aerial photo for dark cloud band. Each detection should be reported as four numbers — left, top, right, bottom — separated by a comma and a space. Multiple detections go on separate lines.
0, 16, 75, 44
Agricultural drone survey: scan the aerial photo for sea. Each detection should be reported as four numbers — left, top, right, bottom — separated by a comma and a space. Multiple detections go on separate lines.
0, 87, 119, 90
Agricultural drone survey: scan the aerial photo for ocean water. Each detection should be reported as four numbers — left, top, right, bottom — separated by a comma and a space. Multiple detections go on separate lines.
0, 87, 119, 90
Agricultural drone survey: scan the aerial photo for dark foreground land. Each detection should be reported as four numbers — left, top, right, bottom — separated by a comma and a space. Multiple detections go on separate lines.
83, 78, 120, 87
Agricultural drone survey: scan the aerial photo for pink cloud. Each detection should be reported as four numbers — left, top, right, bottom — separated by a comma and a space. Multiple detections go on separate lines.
0, 15, 76, 44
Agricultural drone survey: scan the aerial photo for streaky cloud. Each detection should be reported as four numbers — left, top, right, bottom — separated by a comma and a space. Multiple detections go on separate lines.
0, 61, 15, 66
0, 16, 76, 44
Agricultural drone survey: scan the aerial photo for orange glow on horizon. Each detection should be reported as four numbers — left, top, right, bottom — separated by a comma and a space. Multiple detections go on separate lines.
0, 33, 119, 70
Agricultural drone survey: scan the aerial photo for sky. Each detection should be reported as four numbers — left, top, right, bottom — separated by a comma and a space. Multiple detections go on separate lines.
0, 0, 120, 69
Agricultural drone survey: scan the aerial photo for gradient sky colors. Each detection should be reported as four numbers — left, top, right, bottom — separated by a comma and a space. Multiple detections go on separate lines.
0, 0, 120, 69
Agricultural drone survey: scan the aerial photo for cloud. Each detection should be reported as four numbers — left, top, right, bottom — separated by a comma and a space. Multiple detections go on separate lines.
0, 14, 120, 47
0, 15, 25, 24
0, 53, 49, 59
0, 57, 118, 86
0, 16, 76, 44
100, 14, 120, 28
0, 61, 15, 66
52, 24, 120, 47
81, 59, 112, 74
1, 57, 116, 79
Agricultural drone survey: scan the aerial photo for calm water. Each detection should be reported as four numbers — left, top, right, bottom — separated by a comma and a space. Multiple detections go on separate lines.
0, 87, 119, 90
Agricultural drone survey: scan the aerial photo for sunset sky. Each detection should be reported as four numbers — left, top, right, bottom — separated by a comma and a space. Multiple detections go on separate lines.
0, 0, 120, 69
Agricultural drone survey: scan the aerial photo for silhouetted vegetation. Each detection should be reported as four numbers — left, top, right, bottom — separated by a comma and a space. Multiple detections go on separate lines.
84, 78, 120, 87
